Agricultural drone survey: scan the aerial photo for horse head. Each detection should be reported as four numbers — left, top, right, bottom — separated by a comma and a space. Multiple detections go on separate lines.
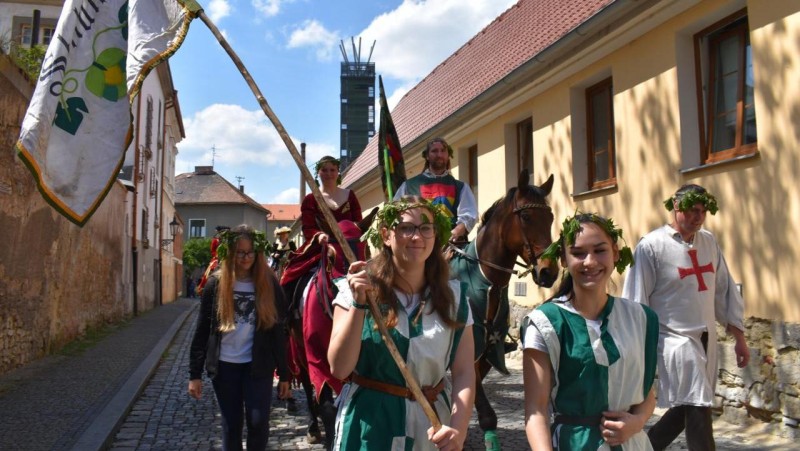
478, 169, 558, 287
512, 170, 558, 287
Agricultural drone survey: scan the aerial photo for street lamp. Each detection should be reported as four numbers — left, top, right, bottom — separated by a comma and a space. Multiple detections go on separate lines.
161, 216, 180, 248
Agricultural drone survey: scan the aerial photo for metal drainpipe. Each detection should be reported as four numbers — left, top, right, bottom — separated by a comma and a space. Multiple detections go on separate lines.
131, 94, 142, 315
158, 98, 168, 306
31, 10, 40, 46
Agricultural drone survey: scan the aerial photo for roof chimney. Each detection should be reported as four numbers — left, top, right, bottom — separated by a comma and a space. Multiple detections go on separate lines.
195, 166, 214, 175
239, 185, 244, 193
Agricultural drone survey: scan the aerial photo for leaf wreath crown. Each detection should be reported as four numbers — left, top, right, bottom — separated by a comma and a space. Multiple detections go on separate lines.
362, 198, 452, 249
314, 156, 342, 185
663, 189, 719, 215
540, 212, 634, 274
216, 229, 269, 261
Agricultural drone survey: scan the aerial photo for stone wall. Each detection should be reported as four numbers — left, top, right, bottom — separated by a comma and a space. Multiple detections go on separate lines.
509, 302, 800, 439
0, 55, 129, 375
716, 319, 800, 440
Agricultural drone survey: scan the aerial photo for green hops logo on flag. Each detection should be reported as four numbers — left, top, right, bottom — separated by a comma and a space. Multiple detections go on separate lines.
86, 48, 128, 102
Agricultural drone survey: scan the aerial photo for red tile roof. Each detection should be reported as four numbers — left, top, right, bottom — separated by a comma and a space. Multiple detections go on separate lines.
342, 0, 613, 186
262, 204, 301, 221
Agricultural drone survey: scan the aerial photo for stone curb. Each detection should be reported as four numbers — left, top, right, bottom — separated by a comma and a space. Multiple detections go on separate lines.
69, 302, 198, 451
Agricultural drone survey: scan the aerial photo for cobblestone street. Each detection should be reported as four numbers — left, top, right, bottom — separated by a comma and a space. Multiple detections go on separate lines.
110, 307, 794, 451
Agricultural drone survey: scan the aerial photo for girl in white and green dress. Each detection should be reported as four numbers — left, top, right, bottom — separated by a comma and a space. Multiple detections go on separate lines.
522, 213, 659, 450
328, 197, 475, 451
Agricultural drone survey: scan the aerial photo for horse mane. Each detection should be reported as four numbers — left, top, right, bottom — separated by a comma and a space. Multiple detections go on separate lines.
477, 184, 550, 231
479, 189, 512, 230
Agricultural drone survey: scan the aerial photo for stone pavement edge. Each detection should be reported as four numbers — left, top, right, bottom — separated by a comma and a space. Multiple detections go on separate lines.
0, 298, 196, 451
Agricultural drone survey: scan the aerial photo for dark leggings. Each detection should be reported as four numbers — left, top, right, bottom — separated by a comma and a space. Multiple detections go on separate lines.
212, 361, 273, 451
648, 404, 715, 451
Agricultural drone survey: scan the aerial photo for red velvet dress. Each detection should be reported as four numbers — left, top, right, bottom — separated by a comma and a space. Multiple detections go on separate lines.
280, 190, 363, 394
281, 191, 362, 285
300, 190, 362, 242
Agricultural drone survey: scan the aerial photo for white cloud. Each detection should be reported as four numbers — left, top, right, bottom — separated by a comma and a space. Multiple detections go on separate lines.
286, 19, 340, 61
360, 0, 517, 88
177, 104, 302, 170
252, 0, 292, 18
272, 187, 300, 204
207, 0, 232, 22
175, 105, 338, 196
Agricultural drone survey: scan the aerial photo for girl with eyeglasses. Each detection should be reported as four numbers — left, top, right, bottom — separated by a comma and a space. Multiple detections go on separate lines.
188, 224, 291, 451
327, 197, 476, 451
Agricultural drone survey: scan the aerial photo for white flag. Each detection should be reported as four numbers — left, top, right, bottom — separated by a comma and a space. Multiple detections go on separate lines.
16, 0, 198, 226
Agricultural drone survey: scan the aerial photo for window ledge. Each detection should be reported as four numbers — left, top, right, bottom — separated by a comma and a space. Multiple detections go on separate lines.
680, 151, 760, 175
571, 184, 618, 200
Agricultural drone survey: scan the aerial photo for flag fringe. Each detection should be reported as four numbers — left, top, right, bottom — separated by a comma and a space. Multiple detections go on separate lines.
15, 125, 132, 226
128, 5, 196, 101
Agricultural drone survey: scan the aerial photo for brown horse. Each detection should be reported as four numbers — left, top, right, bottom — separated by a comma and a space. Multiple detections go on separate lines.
449, 169, 557, 450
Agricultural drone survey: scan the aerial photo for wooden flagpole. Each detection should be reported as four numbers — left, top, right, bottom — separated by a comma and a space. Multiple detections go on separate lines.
196, 10, 442, 431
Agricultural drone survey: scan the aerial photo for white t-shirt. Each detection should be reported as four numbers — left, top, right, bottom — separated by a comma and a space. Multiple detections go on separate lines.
219, 280, 257, 363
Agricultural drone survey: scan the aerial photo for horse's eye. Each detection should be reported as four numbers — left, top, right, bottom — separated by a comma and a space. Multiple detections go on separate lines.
520, 212, 532, 222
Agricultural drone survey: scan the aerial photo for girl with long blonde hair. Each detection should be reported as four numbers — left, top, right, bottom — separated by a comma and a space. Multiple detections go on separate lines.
188, 224, 291, 451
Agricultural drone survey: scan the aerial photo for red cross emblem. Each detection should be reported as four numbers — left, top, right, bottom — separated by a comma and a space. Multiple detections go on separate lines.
678, 249, 715, 292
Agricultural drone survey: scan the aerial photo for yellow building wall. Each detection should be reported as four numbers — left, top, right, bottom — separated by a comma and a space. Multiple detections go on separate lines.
465, 0, 800, 322
354, 0, 800, 323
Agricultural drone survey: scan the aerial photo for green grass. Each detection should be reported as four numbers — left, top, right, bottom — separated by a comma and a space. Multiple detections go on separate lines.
56, 318, 132, 356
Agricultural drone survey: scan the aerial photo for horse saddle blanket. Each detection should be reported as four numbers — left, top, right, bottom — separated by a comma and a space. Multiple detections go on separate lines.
449, 241, 511, 375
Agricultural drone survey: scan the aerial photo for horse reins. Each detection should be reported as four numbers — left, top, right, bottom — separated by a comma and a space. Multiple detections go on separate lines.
512, 200, 552, 281
447, 197, 551, 278
446, 243, 520, 276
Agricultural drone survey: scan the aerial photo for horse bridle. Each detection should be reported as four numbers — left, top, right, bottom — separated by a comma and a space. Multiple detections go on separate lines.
512, 198, 552, 282
447, 196, 551, 279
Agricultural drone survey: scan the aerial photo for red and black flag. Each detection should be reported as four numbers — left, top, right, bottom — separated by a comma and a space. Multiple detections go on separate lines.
377, 75, 406, 200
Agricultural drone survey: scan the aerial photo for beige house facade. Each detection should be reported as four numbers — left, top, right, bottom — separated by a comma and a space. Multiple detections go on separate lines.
343, 0, 800, 432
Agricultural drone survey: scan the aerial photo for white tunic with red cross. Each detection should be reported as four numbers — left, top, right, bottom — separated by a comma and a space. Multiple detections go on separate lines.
622, 225, 745, 408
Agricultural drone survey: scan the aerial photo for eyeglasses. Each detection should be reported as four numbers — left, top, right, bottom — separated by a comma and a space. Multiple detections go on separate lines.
394, 222, 436, 239
235, 251, 257, 259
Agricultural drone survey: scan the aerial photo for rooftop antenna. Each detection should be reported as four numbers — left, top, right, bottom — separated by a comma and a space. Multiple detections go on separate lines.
235, 175, 245, 188
211, 144, 221, 167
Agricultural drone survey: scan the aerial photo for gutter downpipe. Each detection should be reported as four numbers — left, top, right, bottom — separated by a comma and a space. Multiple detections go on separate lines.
131, 94, 142, 316
158, 98, 169, 306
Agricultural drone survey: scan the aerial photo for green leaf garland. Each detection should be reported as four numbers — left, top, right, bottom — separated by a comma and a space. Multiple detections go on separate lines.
362, 199, 452, 249
664, 190, 719, 215
216, 229, 269, 261
540, 212, 634, 274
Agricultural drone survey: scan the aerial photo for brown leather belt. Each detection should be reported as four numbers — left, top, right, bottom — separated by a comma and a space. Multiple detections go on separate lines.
349, 373, 444, 404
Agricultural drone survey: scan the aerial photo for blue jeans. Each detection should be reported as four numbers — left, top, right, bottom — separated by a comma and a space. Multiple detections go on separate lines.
212, 361, 273, 451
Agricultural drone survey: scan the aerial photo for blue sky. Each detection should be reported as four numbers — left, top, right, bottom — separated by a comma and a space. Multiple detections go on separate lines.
171, 0, 517, 204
